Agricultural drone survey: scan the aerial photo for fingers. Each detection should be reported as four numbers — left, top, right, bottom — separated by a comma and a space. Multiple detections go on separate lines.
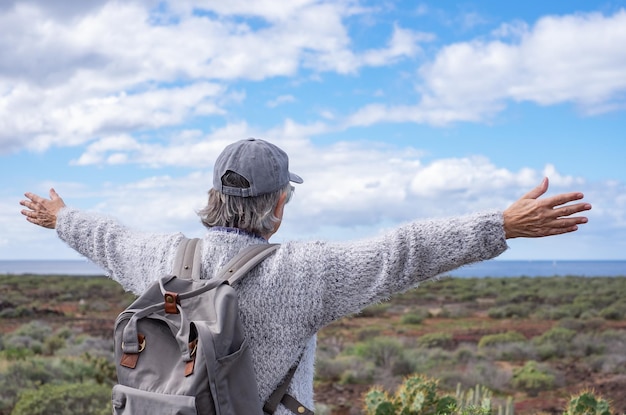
545, 225, 580, 236
19, 197, 36, 211
49, 188, 60, 200
520, 177, 549, 200
552, 201, 592, 219
23, 191, 43, 204
541, 191, 585, 209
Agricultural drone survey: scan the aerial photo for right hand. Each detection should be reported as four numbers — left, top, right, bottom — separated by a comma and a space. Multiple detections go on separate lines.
503, 178, 591, 239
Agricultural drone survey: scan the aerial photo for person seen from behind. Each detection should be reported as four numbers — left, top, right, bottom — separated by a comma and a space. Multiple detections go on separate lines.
20, 138, 592, 414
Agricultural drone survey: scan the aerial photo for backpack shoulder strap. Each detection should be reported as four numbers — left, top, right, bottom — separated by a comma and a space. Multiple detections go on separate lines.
216, 244, 280, 286
174, 237, 280, 284
173, 237, 202, 280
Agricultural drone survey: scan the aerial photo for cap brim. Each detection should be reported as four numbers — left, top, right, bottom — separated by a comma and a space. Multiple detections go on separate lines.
289, 172, 303, 184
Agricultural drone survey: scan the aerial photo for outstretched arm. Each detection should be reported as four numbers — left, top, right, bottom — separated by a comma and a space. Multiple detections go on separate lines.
503, 177, 591, 239
20, 188, 66, 229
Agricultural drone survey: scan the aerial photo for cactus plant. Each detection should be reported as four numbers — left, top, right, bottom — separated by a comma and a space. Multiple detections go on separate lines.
563, 391, 612, 415
455, 383, 493, 411
365, 379, 622, 415
363, 374, 453, 415
364, 388, 397, 415
363, 375, 514, 415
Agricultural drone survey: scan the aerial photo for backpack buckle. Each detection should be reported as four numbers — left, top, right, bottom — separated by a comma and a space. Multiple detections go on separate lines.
164, 291, 179, 314
120, 334, 146, 369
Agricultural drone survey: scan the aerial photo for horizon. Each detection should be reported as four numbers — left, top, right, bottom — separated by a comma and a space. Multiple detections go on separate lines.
1, 1, 625, 261
3, 258, 625, 279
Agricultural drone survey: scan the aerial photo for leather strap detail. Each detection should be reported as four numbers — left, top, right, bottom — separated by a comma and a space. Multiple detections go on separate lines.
164, 291, 179, 314
184, 358, 195, 376
120, 334, 145, 369
263, 355, 313, 415
281, 394, 313, 415
263, 364, 297, 414
120, 353, 139, 369
185, 340, 198, 377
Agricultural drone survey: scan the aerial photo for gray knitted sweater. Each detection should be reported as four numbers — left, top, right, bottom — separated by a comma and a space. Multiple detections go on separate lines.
56, 207, 507, 413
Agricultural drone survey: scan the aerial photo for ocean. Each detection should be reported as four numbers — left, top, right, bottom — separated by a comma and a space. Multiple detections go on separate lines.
0, 259, 625, 278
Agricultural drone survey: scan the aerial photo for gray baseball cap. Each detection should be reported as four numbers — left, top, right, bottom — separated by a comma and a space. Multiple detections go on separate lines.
213, 138, 303, 197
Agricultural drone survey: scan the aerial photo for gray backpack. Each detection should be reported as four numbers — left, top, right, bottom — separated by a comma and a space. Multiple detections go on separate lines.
111, 238, 312, 415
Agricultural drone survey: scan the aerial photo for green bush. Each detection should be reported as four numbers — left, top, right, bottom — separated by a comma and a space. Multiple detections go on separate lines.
453, 346, 477, 364
0, 359, 53, 411
534, 327, 576, 344
357, 328, 382, 341
358, 303, 390, 318
557, 317, 604, 332
10, 321, 52, 343
510, 361, 555, 397
1, 346, 35, 361
532, 327, 577, 359
417, 332, 454, 349
404, 348, 456, 374
599, 302, 626, 320
315, 355, 374, 383
400, 312, 425, 325
11, 382, 110, 415
43, 335, 66, 356
0, 353, 117, 412
486, 342, 536, 362
487, 303, 532, 319
0, 306, 34, 318
347, 337, 405, 369
438, 361, 511, 394
477, 331, 526, 349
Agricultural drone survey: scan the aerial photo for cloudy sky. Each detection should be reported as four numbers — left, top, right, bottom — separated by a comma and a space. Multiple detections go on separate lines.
1, 0, 625, 261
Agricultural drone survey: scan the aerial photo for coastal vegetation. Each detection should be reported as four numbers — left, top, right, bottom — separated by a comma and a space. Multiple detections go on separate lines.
1, 274, 625, 414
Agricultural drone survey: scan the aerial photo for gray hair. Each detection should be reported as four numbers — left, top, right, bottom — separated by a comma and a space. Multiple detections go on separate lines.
198, 171, 292, 237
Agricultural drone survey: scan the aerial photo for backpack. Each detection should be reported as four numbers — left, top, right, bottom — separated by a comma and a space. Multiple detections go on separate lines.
111, 238, 312, 415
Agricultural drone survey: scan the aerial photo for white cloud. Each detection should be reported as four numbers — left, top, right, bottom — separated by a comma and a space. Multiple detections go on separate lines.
1, 82, 226, 153
418, 10, 626, 117
0, 1, 425, 154
358, 25, 433, 67
266, 95, 296, 108
409, 156, 532, 198
344, 10, 626, 127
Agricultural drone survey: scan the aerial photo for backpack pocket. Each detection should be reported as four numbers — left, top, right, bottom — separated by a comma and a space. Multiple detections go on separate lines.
112, 384, 198, 415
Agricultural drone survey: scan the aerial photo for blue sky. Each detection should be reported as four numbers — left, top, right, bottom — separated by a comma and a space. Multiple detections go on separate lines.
1, 0, 625, 261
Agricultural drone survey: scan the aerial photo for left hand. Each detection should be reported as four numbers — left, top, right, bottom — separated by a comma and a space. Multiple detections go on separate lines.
20, 188, 66, 229
503, 178, 592, 239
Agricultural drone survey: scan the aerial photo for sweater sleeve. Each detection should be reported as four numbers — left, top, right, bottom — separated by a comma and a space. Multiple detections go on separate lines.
282, 210, 508, 327
56, 207, 184, 294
